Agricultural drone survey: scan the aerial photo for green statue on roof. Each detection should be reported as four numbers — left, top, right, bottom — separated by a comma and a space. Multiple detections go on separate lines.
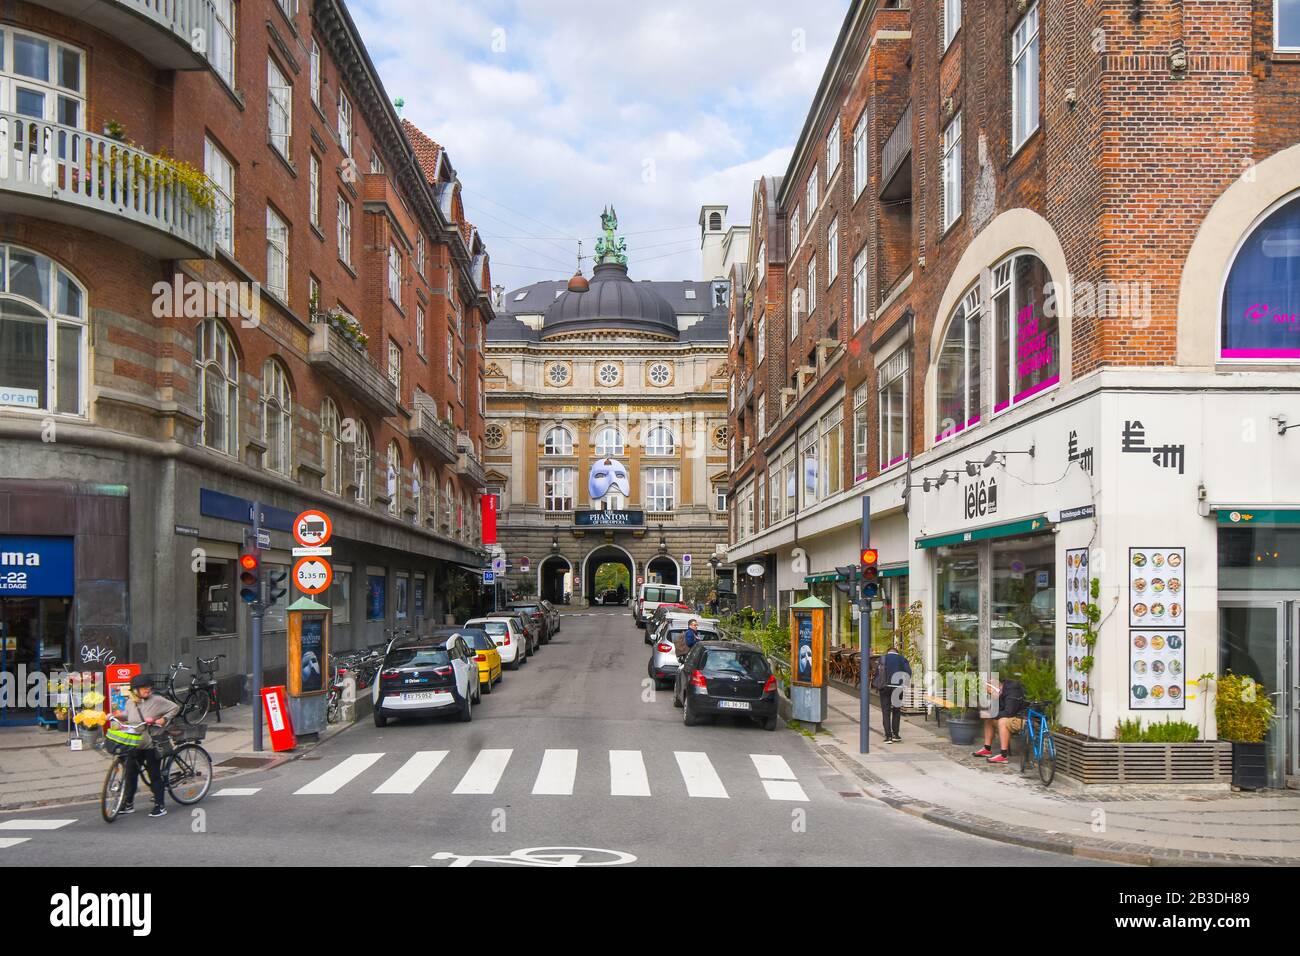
595, 205, 628, 265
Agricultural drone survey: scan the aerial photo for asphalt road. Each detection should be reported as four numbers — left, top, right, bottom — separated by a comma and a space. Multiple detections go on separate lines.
1, 608, 1104, 867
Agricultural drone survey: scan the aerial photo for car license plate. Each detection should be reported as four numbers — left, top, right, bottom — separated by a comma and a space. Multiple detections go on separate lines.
718, 700, 750, 710
402, 692, 438, 702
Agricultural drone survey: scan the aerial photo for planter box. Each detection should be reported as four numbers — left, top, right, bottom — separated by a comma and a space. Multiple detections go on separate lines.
1053, 734, 1232, 785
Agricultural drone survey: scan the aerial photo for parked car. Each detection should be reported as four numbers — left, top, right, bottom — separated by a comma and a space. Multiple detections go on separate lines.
488, 610, 541, 655
643, 602, 703, 645
599, 588, 626, 606
372, 634, 479, 727
431, 626, 502, 693
504, 601, 551, 644
466, 616, 529, 670
672, 640, 778, 731
634, 583, 686, 629
539, 599, 561, 634
648, 615, 719, 689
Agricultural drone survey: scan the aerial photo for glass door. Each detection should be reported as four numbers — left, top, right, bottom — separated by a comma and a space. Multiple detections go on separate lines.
1291, 604, 1299, 780
1218, 599, 1288, 788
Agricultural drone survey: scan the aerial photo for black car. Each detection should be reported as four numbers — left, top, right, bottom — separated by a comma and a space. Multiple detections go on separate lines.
672, 640, 779, 731
372, 636, 479, 727
505, 601, 551, 644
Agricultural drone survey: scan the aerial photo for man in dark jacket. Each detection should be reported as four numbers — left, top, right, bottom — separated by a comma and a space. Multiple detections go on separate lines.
974, 675, 1027, 763
873, 644, 913, 743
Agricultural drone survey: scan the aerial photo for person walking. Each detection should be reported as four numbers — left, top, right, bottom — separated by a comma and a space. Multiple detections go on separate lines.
113, 674, 180, 818
872, 644, 913, 743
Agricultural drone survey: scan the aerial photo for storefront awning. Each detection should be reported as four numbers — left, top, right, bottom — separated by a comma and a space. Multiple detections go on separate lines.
458, 565, 487, 576
881, 565, 909, 578
806, 564, 908, 585
915, 514, 1052, 550
1216, 508, 1300, 526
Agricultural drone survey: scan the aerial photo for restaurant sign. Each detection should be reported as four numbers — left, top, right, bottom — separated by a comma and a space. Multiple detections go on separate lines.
574, 510, 645, 527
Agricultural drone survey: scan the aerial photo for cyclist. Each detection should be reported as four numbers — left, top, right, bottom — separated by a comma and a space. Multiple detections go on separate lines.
972, 673, 1026, 764
113, 674, 180, 817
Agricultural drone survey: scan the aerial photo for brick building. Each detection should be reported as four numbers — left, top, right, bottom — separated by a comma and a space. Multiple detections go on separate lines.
726, 0, 1300, 775
0, 0, 490, 710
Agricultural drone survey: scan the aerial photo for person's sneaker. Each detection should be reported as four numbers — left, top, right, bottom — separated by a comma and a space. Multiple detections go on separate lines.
972, 746, 993, 757
987, 753, 1009, 764
118, 804, 135, 815
884, 736, 897, 744
149, 806, 167, 818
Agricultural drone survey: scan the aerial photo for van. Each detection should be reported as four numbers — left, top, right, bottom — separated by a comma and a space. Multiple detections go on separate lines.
634, 583, 686, 628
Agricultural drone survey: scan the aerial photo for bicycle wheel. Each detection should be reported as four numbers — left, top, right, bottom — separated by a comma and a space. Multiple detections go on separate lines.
165, 744, 213, 804
1038, 732, 1057, 787
101, 758, 127, 823
183, 691, 210, 725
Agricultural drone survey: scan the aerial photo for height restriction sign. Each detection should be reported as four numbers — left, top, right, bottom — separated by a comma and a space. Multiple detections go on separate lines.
293, 556, 333, 595
293, 510, 332, 548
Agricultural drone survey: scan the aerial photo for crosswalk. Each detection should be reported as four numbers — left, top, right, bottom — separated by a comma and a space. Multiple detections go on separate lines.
0, 817, 76, 851
264, 748, 810, 802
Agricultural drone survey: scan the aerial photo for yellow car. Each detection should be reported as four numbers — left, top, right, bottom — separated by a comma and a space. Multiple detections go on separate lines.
460, 628, 503, 693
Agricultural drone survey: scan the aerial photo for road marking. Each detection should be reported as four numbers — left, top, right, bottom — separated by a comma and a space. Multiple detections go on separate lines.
749, 754, 808, 801
453, 749, 513, 794
214, 788, 261, 797
374, 751, 448, 794
295, 753, 384, 795
0, 819, 76, 830
532, 749, 579, 795
609, 749, 651, 796
674, 751, 728, 799
0, 838, 30, 849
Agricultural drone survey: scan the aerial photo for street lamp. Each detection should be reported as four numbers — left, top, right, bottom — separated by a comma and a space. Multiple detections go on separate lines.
657, 523, 667, 555
551, 533, 559, 552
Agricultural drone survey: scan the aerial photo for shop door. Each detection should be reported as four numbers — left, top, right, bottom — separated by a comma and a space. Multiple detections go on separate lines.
1218, 599, 1289, 788
1291, 604, 1299, 779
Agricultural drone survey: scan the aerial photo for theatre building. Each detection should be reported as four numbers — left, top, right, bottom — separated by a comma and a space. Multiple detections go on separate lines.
0, 0, 489, 717
725, 0, 1300, 785
483, 208, 739, 603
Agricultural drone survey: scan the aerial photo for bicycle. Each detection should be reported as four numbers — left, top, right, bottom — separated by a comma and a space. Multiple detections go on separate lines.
156, 661, 213, 725
1018, 700, 1056, 786
100, 718, 213, 822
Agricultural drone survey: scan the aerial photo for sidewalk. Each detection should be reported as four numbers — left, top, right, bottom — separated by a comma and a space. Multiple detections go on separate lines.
0, 703, 349, 811
814, 686, 1300, 866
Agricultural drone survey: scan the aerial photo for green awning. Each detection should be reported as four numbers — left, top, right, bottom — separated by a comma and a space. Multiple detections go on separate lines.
881, 565, 909, 578
915, 515, 1052, 550
1217, 509, 1300, 526
805, 572, 842, 584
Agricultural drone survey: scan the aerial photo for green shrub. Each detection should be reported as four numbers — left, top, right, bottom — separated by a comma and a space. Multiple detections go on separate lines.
1016, 655, 1061, 717
1114, 717, 1202, 743
1115, 717, 1145, 742
1215, 672, 1274, 743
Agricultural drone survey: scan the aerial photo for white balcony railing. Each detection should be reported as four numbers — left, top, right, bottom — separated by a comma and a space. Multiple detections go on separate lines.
0, 112, 214, 259
25, 0, 216, 71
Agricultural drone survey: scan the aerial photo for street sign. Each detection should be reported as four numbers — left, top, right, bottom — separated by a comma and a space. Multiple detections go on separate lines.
483, 571, 495, 584
293, 509, 333, 548
519, 556, 531, 573
255, 529, 271, 550
292, 546, 333, 557
292, 556, 332, 595
492, 555, 506, 575
746, 563, 764, 577
683, 554, 692, 579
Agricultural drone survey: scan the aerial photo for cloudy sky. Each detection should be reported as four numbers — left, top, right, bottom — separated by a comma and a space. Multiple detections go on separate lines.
350, 0, 850, 292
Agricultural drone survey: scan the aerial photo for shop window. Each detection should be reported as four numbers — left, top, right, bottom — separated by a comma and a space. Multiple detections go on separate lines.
395, 573, 409, 620
327, 568, 351, 625
992, 252, 1059, 411
196, 560, 236, 636
936, 544, 980, 674
366, 573, 386, 621
992, 535, 1055, 674
1221, 194, 1300, 360
878, 347, 909, 469
935, 286, 982, 441
0, 245, 87, 416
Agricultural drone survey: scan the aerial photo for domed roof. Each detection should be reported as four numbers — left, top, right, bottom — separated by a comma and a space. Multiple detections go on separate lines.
542, 262, 679, 340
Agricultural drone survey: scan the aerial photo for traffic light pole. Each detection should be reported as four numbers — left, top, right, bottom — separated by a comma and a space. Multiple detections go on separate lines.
250, 501, 264, 753
859, 496, 871, 755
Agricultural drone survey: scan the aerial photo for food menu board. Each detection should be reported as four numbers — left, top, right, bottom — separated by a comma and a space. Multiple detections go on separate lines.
1129, 630, 1186, 709
1065, 626, 1090, 705
1129, 547, 1186, 710
1065, 548, 1089, 625
1128, 547, 1185, 628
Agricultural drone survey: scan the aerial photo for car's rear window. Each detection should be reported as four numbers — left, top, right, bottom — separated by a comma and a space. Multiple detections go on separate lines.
702, 649, 768, 678
510, 604, 542, 614
667, 628, 715, 643
473, 620, 507, 636
385, 648, 450, 668
643, 586, 682, 603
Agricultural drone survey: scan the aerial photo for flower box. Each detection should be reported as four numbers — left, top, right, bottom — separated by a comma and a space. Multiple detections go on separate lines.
1052, 733, 1232, 785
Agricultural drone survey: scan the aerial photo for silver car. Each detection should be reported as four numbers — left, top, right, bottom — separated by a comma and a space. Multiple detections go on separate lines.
647, 615, 719, 688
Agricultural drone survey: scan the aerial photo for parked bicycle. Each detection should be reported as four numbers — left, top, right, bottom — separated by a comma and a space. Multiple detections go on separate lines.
100, 717, 213, 822
1019, 700, 1056, 786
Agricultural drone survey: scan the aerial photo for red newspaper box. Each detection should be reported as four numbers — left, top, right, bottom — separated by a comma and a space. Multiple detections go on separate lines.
261, 685, 296, 752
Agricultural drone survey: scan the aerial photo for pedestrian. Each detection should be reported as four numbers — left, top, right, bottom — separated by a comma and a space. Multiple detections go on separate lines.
872, 643, 913, 743
973, 674, 1027, 763
706, 589, 718, 615
683, 618, 702, 649
112, 674, 180, 818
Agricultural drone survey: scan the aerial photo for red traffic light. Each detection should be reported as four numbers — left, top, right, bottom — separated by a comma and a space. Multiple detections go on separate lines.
239, 553, 259, 572
860, 548, 879, 567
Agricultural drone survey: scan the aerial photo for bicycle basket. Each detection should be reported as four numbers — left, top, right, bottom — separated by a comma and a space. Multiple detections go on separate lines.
167, 723, 207, 742
104, 725, 144, 755
196, 658, 220, 675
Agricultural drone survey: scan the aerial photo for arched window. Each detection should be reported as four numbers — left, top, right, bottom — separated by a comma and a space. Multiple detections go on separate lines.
261, 360, 293, 475
386, 441, 402, 516
709, 211, 722, 231
321, 399, 343, 494
353, 422, 372, 504
644, 425, 675, 456
991, 252, 1058, 412
195, 318, 240, 455
412, 462, 423, 524
936, 286, 982, 441
457, 491, 466, 538
543, 425, 572, 455
443, 478, 454, 531
594, 425, 624, 456
1222, 194, 1300, 360
0, 245, 87, 416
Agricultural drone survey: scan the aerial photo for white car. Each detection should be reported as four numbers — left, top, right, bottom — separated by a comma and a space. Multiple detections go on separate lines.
372, 634, 479, 727
466, 617, 530, 670
634, 583, 686, 628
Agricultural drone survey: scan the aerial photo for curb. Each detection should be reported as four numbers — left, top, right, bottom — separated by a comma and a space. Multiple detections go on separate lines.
814, 742, 1293, 868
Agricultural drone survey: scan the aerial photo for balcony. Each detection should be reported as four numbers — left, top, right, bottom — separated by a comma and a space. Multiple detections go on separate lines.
456, 450, 487, 488
25, 0, 216, 71
880, 101, 913, 201
308, 322, 401, 419
409, 395, 460, 465
0, 113, 214, 259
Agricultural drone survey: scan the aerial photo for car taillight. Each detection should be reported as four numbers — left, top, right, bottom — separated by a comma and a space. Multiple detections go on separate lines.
381, 668, 399, 678
762, 674, 777, 693
475, 653, 487, 662
502, 633, 511, 645
433, 666, 452, 676
690, 670, 707, 688
657, 643, 673, 653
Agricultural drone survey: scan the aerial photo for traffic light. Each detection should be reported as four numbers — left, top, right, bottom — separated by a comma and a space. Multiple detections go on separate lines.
267, 568, 288, 606
860, 547, 880, 599
238, 551, 261, 605
834, 564, 860, 597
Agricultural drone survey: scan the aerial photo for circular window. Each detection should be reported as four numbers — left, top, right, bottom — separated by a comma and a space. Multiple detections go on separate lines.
546, 362, 570, 386
596, 362, 621, 386
648, 361, 672, 386
712, 424, 729, 450
484, 423, 505, 448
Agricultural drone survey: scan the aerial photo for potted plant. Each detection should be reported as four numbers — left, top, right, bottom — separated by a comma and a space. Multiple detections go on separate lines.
1216, 671, 1275, 790
943, 670, 982, 745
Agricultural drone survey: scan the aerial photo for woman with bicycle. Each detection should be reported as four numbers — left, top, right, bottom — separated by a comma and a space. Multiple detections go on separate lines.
113, 674, 180, 818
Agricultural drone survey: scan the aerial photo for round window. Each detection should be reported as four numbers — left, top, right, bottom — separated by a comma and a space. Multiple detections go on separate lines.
547, 363, 570, 386
484, 423, 505, 448
712, 424, 729, 449
597, 362, 621, 386
648, 362, 671, 386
